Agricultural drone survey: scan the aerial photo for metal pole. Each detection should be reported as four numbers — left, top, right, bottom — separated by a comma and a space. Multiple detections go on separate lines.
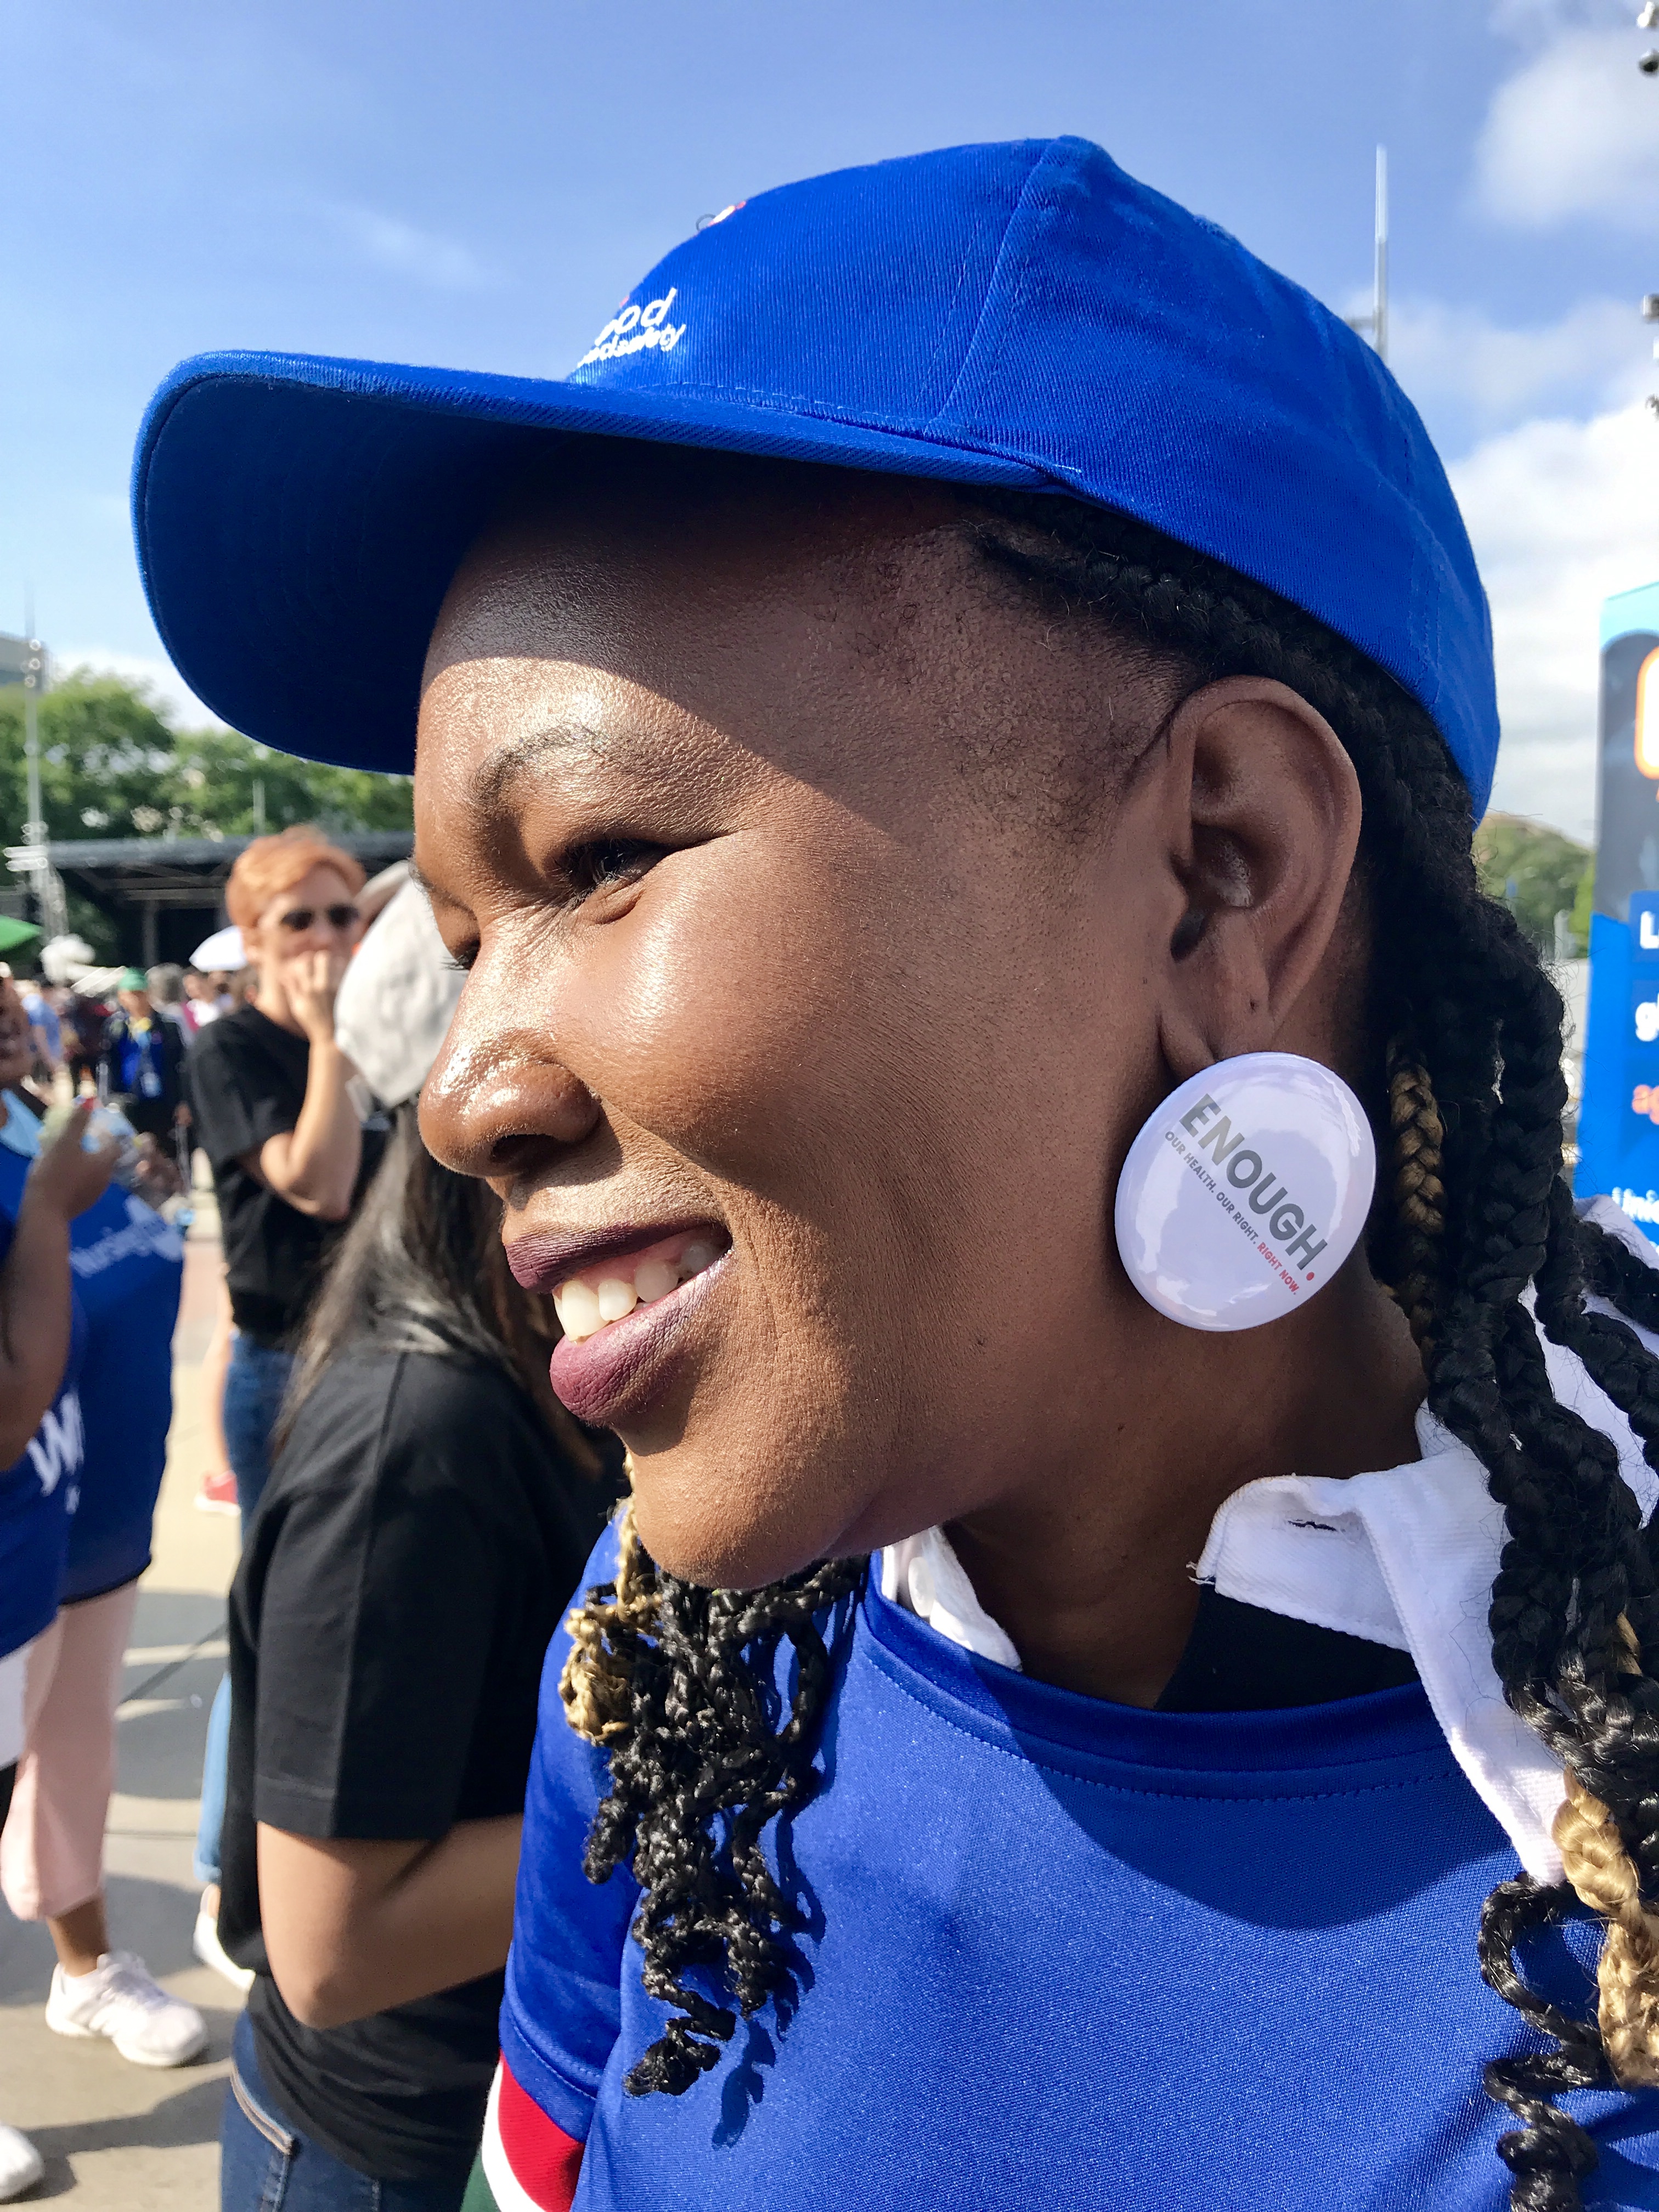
19, 610, 66, 943
21, 670, 42, 843
1373, 145, 1389, 366
20, 602, 43, 853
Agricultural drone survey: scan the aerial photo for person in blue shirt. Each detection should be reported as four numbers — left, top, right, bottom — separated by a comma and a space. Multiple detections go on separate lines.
0, 979, 201, 2078
99, 969, 189, 1141
0, 986, 112, 1700
134, 140, 1659, 2212
18, 979, 62, 1086
0, 977, 117, 2203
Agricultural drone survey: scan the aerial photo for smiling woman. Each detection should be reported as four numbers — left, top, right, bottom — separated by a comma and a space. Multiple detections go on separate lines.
133, 138, 1659, 2212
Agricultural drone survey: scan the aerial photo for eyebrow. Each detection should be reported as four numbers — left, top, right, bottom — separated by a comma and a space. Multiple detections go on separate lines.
409, 720, 630, 898
470, 723, 614, 816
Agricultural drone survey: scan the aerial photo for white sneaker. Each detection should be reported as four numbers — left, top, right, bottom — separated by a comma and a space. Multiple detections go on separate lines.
0, 2121, 43, 2200
193, 1905, 253, 1993
45, 1951, 206, 2068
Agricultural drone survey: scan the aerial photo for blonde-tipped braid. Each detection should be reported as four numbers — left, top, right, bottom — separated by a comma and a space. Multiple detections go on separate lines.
1552, 1618, 1659, 2089
561, 1489, 658, 1747
1385, 1045, 1446, 1357
555, 1465, 866, 2095
1384, 1058, 1659, 2090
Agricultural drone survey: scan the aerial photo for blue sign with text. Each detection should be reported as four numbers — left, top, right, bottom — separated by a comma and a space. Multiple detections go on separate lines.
1576, 580, 1659, 1228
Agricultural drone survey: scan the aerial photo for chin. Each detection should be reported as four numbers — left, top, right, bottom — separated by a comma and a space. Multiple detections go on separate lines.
630, 1452, 866, 1593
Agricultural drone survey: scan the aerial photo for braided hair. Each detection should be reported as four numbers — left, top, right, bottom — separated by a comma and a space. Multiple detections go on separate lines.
561, 486, 1659, 2206
563, 1497, 864, 2095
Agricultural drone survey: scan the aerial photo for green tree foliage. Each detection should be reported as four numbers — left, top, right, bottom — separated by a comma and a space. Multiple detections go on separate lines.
1570, 861, 1596, 952
1473, 812, 1594, 957
0, 675, 411, 848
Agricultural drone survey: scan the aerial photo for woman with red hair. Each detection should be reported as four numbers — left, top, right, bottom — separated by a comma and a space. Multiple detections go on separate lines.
185, 826, 382, 1978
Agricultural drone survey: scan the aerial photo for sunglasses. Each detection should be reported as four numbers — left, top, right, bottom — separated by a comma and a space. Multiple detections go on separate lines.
277, 904, 360, 934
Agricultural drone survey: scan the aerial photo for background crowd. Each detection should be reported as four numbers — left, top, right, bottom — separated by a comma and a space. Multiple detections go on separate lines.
0, 825, 619, 2210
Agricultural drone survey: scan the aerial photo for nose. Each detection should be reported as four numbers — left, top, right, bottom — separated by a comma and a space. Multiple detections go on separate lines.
419, 999, 603, 1186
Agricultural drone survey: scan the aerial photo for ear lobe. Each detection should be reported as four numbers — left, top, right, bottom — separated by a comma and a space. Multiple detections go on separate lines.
1154, 676, 1362, 1079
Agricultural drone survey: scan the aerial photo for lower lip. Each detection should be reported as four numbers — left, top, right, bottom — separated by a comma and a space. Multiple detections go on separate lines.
547, 1254, 729, 1426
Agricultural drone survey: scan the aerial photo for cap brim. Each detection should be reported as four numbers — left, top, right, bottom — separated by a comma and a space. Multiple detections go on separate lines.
189, 924, 245, 971
134, 352, 1048, 773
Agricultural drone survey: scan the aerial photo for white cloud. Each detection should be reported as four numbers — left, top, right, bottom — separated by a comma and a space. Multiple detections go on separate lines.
1384, 293, 1646, 430
1488, 0, 1629, 46
326, 204, 496, 291
48, 647, 228, 731
1476, 27, 1659, 228
1450, 400, 1659, 839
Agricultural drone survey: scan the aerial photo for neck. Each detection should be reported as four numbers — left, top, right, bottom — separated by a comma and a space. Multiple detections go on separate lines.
253, 969, 303, 1036
946, 1263, 1424, 1708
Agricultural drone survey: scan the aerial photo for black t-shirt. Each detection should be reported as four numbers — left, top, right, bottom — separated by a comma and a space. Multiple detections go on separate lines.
219, 1345, 619, 2182
184, 1005, 382, 1345
1155, 1587, 1419, 1711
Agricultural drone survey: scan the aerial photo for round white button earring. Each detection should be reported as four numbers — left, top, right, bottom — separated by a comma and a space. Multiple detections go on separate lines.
1113, 1051, 1377, 1332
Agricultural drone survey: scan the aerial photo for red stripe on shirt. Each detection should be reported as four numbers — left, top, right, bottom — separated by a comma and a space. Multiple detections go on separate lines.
494, 2058, 585, 2212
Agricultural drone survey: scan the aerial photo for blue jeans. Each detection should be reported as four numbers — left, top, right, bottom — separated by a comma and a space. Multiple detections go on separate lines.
195, 1335, 295, 1886
222, 1334, 296, 1528
222, 2011, 467, 2212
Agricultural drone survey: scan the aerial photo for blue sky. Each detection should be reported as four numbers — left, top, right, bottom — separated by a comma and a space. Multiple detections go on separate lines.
4, 0, 1658, 835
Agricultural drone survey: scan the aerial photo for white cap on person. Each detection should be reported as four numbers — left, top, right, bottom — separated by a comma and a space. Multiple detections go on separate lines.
333, 878, 462, 1110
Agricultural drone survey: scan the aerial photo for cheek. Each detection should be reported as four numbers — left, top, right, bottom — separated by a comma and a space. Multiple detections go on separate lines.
561, 838, 953, 1204
567, 823, 1154, 1307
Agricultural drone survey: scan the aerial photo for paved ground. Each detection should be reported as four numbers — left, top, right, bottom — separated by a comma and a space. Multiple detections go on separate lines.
0, 1211, 239, 2209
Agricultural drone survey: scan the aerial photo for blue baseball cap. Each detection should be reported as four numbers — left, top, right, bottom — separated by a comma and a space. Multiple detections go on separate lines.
132, 136, 1499, 810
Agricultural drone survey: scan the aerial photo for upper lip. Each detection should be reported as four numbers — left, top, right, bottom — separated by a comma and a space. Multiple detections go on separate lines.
504, 1220, 722, 1293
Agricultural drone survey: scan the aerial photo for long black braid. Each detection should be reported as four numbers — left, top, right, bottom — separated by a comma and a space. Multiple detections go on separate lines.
561, 484, 1659, 2204
561, 1502, 864, 2095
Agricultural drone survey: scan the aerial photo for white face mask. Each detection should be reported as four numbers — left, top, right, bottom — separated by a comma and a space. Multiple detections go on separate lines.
1114, 1052, 1377, 1332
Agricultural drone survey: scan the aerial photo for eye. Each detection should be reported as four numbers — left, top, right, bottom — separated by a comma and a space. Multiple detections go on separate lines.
562, 837, 667, 900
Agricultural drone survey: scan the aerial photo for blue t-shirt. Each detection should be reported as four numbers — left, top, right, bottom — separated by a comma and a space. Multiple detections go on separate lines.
21, 992, 60, 1066
110, 1017, 166, 1100
497, 1525, 1659, 2212
0, 1143, 86, 1660
60, 1183, 183, 1603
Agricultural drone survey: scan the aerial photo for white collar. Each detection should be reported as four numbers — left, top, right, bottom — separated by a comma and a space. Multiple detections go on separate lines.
882, 1198, 1659, 1886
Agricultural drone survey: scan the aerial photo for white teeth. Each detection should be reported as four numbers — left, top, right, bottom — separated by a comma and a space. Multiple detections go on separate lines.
555, 1239, 724, 1344
555, 1280, 603, 1341
634, 1257, 679, 1304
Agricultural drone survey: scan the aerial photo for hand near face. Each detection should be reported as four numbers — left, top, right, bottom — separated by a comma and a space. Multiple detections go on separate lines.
280, 947, 351, 1045
32, 1101, 121, 1221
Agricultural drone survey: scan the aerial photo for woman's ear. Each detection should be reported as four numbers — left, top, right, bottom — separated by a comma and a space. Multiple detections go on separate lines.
1149, 676, 1363, 1081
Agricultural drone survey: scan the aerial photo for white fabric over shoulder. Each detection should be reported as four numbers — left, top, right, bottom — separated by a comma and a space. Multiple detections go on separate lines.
881, 1211, 1659, 1886
1195, 1410, 1570, 1883
334, 878, 464, 1111
880, 1528, 1022, 1672
881, 1277, 1659, 1887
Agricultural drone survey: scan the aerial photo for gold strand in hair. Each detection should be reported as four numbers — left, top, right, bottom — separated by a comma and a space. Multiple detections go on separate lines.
1386, 1049, 1445, 1355
1554, 1616, 1659, 2087
560, 1479, 659, 1746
